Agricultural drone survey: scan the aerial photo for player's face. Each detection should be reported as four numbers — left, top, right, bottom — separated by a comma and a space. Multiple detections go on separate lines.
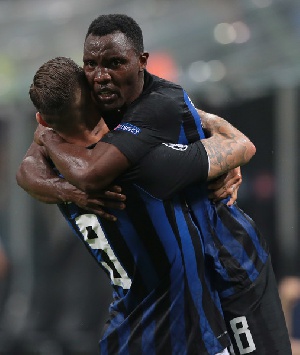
83, 32, 148, 113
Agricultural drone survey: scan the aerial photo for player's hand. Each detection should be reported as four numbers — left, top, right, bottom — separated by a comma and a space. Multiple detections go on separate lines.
207, 167, 242, 206
67, 184, 126, 222
34, 124, 54, 146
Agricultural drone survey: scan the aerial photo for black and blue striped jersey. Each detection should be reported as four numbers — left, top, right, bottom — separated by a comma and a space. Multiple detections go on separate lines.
58, 185, 229, 354
58, 73, 232, 354
102, 72, 269, 300
171, 93, 269, 299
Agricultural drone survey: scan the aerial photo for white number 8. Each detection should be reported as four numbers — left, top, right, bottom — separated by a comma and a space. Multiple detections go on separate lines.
229, 316, 256, 354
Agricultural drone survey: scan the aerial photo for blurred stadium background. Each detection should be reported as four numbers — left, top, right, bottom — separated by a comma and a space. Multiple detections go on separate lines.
0, 0, 300, 353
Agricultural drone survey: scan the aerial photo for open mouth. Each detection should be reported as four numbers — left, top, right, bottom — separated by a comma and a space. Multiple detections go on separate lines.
96, 88, 117, 102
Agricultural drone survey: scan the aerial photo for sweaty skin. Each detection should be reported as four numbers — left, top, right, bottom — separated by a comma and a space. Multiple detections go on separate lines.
17, 32, 247, 213
17, 118, 126, 220
34, 109, 255, 195
83, 33, 148, 114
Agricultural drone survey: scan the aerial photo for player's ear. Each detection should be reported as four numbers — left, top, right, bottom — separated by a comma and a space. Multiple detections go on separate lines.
36, 112, 49, 127
139, 52, 149, 71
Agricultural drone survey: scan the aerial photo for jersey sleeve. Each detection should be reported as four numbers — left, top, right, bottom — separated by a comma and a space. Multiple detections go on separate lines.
100, 93, 182, 164
121, 140, 209, 200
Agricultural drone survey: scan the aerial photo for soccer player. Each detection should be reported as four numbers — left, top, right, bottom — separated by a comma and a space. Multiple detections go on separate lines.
18, 55, 252, 355
17, 14, 291, 354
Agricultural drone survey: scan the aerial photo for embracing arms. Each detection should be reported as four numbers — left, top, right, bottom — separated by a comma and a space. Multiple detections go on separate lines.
16, 109, 254, 208
31, 109, 255, 193
16, 142, 126, 220
132, 109, 253, 200
198, 109, 255, 179
31, 126, 129, 194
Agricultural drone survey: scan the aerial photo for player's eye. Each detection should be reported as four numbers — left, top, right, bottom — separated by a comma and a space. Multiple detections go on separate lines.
109, 58, 124, 68
84, 60, 96, 68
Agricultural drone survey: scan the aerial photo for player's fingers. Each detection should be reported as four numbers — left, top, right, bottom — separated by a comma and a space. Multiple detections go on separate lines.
227, 187, 238, 206
105, 185, 123, 193
84, 206, 118, 222
97, 210, 118, 222
102, 191, 126, 201
86, 199, 126, 210
207, 178, 225, 190
208, 188, 228, 201
226, 173, 242, 188
209, 182, 239, 202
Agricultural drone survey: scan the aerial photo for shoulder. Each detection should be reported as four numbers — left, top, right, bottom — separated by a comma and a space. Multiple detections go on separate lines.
142, 71, 184, 102
129, 77, 184, 119
150, 74, 184, 100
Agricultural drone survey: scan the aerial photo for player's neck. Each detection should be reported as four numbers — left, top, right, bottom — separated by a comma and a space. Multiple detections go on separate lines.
57, 118, 109, 147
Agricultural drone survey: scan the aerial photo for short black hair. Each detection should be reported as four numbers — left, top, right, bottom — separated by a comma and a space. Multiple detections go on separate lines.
29, 57, 85, 116
86, 14, 144, 53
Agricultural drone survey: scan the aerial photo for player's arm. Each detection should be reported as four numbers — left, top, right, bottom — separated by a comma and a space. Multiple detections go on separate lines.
134, 110, 255, 199
198, 109, 256, 179
16, 141, 74, 203
16, 141, 126, 220
33, 91, 185, 193
33, 98, 178, 194
19, 94, 180, 205
33, 126, 133, 194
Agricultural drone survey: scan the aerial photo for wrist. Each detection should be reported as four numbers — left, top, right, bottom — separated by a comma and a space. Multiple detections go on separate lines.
42, 129, 64, 145
201, 115, 217, 135
52, 178, 71, 203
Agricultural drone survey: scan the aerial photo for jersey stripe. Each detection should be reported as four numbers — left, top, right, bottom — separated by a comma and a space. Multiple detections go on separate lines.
181, 91, 203, 142
176, 197, 228, 352
181, 201, 229, 351
153, 277, 173, 353
163, 199, 206, 353
122, 185, 171, 274
101, 214, 154, 310
215, 203, 267, 271
57, 74, 237, 354
179, 93, 270, 301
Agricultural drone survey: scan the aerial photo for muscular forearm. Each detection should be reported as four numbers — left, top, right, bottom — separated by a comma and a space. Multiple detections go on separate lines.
16, 141, 127, 220
16, 143, 71, 203
198, 109, 256, 179
18, 172, 75, 204
38, 129, 130, 193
